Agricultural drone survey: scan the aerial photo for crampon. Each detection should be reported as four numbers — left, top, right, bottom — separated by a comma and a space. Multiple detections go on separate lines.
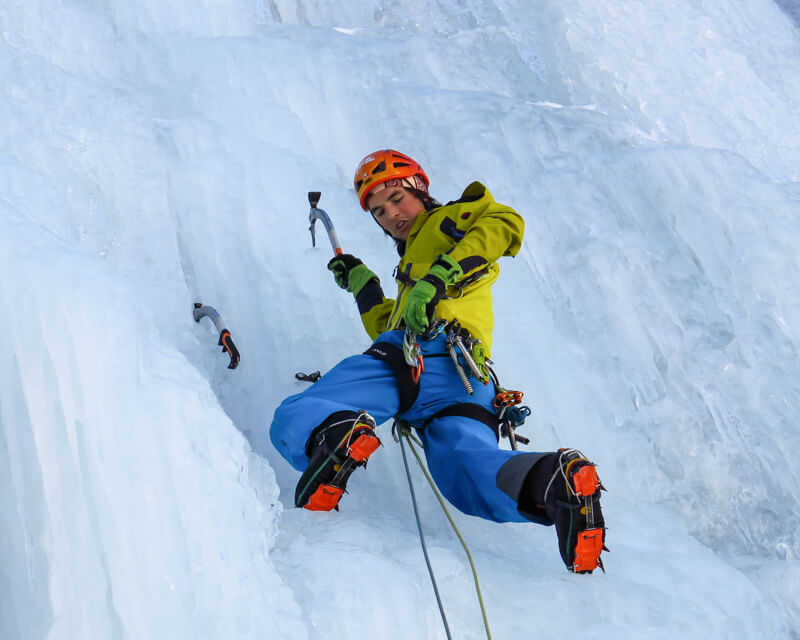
295, 413, 381, 511
545, 448, 608, 574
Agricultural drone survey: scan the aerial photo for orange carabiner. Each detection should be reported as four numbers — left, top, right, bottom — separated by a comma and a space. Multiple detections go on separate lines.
493, 390, 523, 409
411, 355, 424, 383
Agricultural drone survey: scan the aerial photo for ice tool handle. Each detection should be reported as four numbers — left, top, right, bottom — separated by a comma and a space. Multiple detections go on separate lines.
193, 303, 240, 369
308, 191, 343, 256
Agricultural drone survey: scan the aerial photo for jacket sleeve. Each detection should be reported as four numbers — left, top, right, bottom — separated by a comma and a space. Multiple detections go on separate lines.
355, 280, 394, 341
446, 184, 525, 278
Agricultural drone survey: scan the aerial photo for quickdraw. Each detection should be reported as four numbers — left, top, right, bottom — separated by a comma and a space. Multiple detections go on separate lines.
405, 320, 531, 450
435, 321, 491, 395
402, 328, 425, 383
446, 332, 473, 394
492, 387, 531, 450
453, 332, 485, 383
493, 390, 524, 411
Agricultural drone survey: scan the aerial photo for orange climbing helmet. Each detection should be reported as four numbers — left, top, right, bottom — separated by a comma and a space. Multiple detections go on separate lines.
353, 149, 430, 210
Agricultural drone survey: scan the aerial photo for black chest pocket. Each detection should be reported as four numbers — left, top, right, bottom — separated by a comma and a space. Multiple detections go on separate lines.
439, 217, 465, 241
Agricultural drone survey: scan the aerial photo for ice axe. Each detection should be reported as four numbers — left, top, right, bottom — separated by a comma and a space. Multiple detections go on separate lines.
307, 191, 342, 256
294, 191, 343, 385
307, 190, 424, 381
193, 302, 240, 369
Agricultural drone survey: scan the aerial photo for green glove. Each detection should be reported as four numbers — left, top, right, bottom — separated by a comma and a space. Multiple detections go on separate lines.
403, 254, 463, 334
327, 254, 379, 296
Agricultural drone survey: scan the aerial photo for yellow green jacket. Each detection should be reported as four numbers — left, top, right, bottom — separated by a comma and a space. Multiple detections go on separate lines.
355, 182, 524, 357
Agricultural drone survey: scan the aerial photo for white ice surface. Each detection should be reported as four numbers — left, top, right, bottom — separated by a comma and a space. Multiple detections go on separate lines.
1, 1, 799, 638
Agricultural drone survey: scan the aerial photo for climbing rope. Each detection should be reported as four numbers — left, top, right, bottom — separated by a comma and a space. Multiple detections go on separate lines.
393, 419, 492, 640
396, 424, 453, 640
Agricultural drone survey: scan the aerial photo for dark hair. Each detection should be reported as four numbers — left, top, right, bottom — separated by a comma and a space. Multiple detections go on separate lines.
409, 188, 442, 212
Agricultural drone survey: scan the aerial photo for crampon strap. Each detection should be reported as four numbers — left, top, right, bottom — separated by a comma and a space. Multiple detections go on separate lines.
303, 431, 381, 512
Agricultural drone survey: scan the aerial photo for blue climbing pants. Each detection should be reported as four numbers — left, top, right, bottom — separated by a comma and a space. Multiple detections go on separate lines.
270, 330, 548, 523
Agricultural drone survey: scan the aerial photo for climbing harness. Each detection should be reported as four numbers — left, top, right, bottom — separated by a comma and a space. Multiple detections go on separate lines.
365, 341, 421, 413
405, 319, 491, 395
423, 403, 503, 440
393, 419, 492, 640
400, 319, 532, 450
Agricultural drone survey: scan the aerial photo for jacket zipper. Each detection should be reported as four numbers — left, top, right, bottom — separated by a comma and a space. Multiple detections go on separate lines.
388, 263, 413, 330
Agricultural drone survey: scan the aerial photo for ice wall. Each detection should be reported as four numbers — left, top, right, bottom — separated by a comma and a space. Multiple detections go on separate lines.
1, 0, 799, 637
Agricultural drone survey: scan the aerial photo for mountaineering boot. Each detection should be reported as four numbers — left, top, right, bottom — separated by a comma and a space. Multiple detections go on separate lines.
295, 412, 381, 511
543, 448, 607, 573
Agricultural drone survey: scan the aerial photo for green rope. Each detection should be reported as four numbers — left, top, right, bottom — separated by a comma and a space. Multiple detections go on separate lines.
397, 420, 493, 640
397, 428, 453, 640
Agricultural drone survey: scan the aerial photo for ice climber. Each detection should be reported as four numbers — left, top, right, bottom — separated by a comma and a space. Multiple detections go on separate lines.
270, 149, 607, 573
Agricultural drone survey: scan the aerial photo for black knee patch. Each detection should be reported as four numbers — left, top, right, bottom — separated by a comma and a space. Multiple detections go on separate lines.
496, 452, 554, 525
